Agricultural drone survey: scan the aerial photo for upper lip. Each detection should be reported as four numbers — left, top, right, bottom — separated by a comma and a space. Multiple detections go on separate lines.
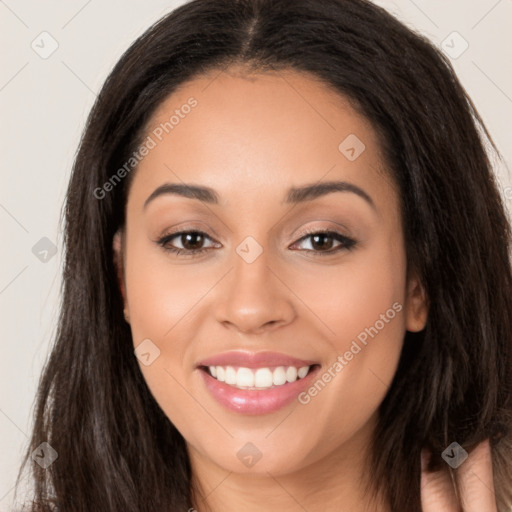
197, 350, 318, 369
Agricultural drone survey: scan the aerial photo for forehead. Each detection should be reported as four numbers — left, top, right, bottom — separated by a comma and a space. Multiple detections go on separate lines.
128, 66, 397, 211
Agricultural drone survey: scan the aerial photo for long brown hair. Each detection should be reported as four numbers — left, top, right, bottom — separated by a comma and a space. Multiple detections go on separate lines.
14, 0, 512, 510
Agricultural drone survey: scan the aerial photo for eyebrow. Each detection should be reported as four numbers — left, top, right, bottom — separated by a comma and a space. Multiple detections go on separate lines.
284, 180, 375, 209
143, 180, 376, 210
144, 183, 219, 208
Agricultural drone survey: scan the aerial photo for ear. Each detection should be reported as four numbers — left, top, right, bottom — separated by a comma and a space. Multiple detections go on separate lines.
405, 271, 428, 332
113, 229, 129, 322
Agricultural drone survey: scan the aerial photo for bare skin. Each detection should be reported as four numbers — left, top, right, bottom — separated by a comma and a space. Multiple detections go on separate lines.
113, 66, 495, 511
421, 440, 497, 511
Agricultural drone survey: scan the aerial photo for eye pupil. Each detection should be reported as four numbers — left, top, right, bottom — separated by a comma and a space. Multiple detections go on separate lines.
311, 233, 333, 251
182, 232, 204, 250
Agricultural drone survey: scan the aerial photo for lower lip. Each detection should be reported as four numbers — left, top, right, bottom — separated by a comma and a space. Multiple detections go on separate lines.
198, 366, 321, 415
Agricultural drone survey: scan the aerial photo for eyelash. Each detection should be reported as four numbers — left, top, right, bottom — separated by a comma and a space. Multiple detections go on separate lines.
156, 228, 358, 258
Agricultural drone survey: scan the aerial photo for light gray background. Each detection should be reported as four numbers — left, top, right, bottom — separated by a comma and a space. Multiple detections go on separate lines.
1, 0, 511, 508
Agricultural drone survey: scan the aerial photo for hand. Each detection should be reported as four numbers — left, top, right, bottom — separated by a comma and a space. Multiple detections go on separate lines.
421, 439, 497, 511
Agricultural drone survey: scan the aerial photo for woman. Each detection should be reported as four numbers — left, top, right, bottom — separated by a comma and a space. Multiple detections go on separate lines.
14, 0, 512, 510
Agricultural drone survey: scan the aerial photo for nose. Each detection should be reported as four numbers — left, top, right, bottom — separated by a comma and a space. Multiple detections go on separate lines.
213, 243, 296, 335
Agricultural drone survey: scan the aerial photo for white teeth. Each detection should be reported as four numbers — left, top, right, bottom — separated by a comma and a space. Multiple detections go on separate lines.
237, 367, 255, 387
286, 366, 297, 382
208, 364, 313, 389
225, 366, 237, 385
298, 366, 309, 379
254, 368, 273, 388
272, 366, 287, 386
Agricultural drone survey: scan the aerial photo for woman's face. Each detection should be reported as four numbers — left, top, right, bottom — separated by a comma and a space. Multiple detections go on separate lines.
115, 67, 427, 480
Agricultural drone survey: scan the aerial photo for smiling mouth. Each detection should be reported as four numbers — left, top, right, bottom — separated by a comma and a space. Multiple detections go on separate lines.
199, 364, 320, 390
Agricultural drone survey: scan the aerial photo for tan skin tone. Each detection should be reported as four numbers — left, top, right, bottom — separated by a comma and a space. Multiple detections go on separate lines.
113, 66, 497, 511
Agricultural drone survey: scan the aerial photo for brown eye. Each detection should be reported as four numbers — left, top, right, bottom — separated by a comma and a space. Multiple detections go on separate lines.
309, 233, 335, 251
157, 230, 220, 257
291, 230, 357, 255
178, 232, 206, 250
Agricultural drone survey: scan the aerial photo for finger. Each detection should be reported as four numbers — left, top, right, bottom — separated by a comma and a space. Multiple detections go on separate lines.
456, 439, 497, 512
420, 448, 459, 512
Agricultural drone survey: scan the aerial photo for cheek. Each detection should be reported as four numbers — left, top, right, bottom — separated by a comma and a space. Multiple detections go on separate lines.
123, 242, 210, 434
290, 239, 407, 351
292, 240, 408, 438
125, 239, 210, 345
